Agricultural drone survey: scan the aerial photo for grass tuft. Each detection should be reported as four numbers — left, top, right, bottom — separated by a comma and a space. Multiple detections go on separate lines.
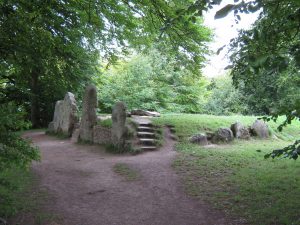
113, 163, 141, 181
98, 118, 113, 128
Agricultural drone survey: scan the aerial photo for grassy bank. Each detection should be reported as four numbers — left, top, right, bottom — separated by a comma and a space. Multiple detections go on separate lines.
0, 167, 35, 218
1, 167, 62, 225
152, 113, 300, 141
152, 114, 300, 225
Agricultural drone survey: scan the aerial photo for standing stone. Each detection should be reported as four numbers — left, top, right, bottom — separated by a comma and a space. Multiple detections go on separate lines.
78, 85, 98, 142
251, 120, 269, 138
212, 128, 234, 143
112, 102, 127, 150
47, 93, 78, 137
230, 122, 250, 139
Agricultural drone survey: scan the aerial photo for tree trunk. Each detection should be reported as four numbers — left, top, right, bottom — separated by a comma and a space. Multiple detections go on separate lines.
30, 71, 40, 128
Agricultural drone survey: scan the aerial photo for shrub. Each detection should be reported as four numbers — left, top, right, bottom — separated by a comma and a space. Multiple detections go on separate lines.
0, 103, 40, 217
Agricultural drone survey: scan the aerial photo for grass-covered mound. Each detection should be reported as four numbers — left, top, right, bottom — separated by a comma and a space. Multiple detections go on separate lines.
152, 114, 300, 225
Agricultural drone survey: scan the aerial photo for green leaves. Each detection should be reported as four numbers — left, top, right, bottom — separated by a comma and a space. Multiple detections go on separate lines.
0, 103, 40, 171
96, 46, 209, 113
264, 140, 300, 160
228, 0, 300, 159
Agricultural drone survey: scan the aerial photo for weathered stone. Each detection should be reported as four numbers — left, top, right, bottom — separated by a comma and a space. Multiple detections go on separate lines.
71, 128, 80, 143
49, 100, 63, 132
112, 102, 127, 149
47, 93, 78, 136
212, 128, 234, 143
189, 134, 208, 146
78, 85, 98, 142
206, 132, 215, 141
230, 122, 250, 139
47, 121, 55, 133
131, 109, 160, 117
251, 120, 269, 138
93, 125, 112, 145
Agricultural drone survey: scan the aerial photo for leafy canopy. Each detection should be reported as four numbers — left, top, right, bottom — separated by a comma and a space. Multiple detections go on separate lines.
0, 0, 212, 127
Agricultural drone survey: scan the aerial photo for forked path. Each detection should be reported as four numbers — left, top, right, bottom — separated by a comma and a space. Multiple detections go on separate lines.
24, 128, 229, 225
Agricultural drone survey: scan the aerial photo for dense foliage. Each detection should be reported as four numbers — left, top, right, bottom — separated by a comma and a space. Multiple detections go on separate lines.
95, 47, 210, 113
0, 103, 39, 217
228, 1, 300, 115
0, 103, 39, 171
204, 75, 248, 115
0, 0, 212, 127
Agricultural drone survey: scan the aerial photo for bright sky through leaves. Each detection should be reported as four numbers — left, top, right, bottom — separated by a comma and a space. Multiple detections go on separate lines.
202, 1, 260, 78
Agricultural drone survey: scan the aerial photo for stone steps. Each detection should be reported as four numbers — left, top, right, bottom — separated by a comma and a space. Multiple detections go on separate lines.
140, 146, 157, 151
138, 122, 153, 127
137, 131, 156, 138
139, 138, 156, 145
137, 126, 154, 132
135, 122, 158, 151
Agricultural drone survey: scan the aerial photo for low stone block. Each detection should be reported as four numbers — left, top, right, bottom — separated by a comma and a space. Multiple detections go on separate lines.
251, 120, 269, 139
189, 134, 208, 146
212, 128, 234, 143
230, 122, 250, 139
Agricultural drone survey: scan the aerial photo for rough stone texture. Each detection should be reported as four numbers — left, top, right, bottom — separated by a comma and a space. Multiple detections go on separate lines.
48, 100, 63, 133
212, 128, 234, 143
206, 132, 215, 141
78, 85, 98, 142
131, 109, 160, 117
47, 93, 78, 136
47, 121, 55, 133
112, 102, 127, 149
230, 122, 250, 139
71, 128, 80, 143
93, 125, 112, 145
189, 134, 208, 145
251, 120, 269, 138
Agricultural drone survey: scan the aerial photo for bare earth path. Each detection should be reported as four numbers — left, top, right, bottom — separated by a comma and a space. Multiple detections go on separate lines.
22, 128, 229, 225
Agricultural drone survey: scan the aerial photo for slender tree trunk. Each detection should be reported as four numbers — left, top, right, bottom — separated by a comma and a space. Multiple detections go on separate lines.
30, 71, 40, 128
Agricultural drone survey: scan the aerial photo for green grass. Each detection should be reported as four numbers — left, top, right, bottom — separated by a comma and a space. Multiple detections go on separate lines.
98, 118, 112, 128
152, 113, 300, 141
0, 167, 62, 224
113, 163, 141, 181
0, 167, 34, 218
153, 113, 300, 225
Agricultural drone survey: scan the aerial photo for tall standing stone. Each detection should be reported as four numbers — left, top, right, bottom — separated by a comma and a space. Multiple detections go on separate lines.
47, 92, 78, 137
112, 102, 127, 150
78, 85, 98, 142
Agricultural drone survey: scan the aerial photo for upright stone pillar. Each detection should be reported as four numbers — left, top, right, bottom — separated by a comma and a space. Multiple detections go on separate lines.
112, 102, 127, 150
47, 92, 78, 137
78, 84, 98, 142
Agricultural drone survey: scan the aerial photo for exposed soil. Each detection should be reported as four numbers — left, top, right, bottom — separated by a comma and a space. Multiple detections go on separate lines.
17, 127, 231, 225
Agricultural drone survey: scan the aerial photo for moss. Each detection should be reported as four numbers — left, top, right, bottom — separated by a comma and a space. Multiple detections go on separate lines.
98, 118, 112, 128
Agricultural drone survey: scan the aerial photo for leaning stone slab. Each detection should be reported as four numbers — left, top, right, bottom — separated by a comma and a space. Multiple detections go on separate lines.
112, 102, 127, 150
251, 120, 269, 139
47, 92, 78, 137
230, 122, 250, 139
189, 134, 208, 146
131, 109, 160, 117
78, 84, 98, 142
212, 128, 234, 143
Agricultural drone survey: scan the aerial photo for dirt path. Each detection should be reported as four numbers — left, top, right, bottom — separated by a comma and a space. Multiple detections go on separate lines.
21, 128, 229, 225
